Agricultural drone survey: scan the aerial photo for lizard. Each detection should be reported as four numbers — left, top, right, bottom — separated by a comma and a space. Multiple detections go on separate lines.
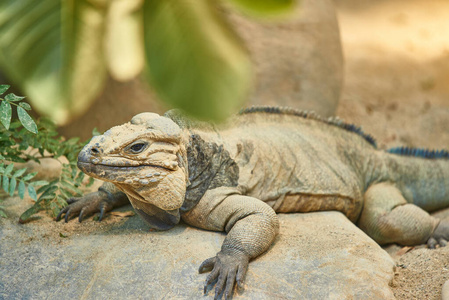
56, 106, 449, 299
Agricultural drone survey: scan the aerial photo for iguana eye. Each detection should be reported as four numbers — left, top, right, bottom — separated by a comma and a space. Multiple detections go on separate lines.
129, 143, 146, 153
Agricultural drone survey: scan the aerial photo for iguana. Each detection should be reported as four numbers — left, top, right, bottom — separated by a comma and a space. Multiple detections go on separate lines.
57, 106, 449, 299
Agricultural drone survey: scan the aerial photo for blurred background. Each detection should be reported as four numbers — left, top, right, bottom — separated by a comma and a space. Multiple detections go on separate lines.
0, 0, 448, 148
0, 0, 342, 138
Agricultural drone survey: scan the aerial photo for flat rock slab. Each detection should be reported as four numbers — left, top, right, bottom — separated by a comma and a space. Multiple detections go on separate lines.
0, 198, 394, 299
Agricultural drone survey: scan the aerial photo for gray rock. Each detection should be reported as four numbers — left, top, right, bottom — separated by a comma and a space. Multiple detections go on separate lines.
227, 0, 344, 117
1, 197, 394, 299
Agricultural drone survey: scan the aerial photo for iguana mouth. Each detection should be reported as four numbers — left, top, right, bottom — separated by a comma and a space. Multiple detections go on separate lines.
78, 161, 172, 172
77, 161, 172, 183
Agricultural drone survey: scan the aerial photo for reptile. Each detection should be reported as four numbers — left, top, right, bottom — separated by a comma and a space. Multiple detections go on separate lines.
57, 106, 449, 299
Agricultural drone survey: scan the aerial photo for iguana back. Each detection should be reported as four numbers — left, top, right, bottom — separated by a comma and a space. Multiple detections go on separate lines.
184, 108, 375, 222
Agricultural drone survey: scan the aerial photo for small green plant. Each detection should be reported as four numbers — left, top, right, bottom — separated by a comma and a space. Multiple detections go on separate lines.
0, 84, 93, 221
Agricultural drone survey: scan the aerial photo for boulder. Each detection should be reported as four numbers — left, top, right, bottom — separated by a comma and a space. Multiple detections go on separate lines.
0, 198, 394, 299
228, 0, 344, 117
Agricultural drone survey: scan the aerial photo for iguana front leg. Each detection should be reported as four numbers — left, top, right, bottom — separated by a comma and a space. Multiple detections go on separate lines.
183, 190, 279, 299
56, 182, 129, 222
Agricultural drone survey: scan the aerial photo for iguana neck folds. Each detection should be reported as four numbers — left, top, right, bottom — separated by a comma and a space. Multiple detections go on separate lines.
183, 133, 240, 212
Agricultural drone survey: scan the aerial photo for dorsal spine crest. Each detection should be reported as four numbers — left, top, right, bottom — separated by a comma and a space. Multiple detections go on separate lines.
387, 147, 449, 159
239, 106, 377, 148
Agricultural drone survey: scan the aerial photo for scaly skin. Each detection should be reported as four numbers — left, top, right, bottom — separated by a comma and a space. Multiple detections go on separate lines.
57, 107, 449, 299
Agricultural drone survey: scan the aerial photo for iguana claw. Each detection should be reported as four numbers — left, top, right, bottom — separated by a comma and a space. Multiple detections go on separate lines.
99, 205, 106, 222
199, 250, 249, 300
56, 192, 108, 222
56, 189, 128, 223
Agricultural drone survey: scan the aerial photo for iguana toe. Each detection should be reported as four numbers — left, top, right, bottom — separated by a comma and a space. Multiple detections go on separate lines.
56, 186, 129, 223
200, 250, 249, 300
428, 218, 449, 248
56, 192, 111, 222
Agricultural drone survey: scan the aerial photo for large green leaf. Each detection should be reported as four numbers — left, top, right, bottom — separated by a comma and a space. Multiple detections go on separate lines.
226, 0, 298, 18
143, 0, 252, 122
0, 0, 108, 125
105, 0, 144, 81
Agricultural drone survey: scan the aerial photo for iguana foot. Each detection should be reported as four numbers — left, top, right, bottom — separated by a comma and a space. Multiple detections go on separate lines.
199, 250, 249, 300
427, 218, 449, 248
56, 188, 128, 223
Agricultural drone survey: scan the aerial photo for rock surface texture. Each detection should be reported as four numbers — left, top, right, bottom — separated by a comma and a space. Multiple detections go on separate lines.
0, 198, 394, 299
227, 0, 343, 117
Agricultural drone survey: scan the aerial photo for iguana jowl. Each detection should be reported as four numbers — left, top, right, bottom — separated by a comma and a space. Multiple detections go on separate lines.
57, 107, 449, 299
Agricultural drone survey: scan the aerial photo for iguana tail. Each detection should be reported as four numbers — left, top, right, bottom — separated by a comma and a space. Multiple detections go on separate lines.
380, 146, 449, 212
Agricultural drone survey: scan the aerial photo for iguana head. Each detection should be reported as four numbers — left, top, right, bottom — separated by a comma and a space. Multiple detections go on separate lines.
78, 112, 188, 230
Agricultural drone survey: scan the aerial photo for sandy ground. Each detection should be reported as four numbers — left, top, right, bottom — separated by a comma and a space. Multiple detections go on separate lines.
336, 0, 449, 299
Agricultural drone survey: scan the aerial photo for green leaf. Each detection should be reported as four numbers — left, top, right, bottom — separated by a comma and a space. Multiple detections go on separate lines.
4, 93, 25, 102
17, 106, 38, 134
56, 195, 68, 206
38, 193, 56, 201
0, 0, 108, 125
0, 209, 7, 218
60, 187, 74, 199
18, 180, 26, 199
22, 172, 37, 181
38, 185, 58, 199
4, 163, 14, 176
61, 180, 82, 195
0, 84, 10, 95
59, 232, 68, 238
105, 0, 144, 81
75, 171, 85, 185
2, 175, 9, 193
13, 167, 27, 178
91, 127, 101, 136
86, 176, 95, 187
28, 184, 37, 201
9, 177, 16, 196
19, 102, 31, 111
227, 0, 297, 18
37, 180, 58, 194
71, 166, 78, 179
37, 185, 57, 200
0, 100, 12, 130
143, 0, 252, 122
19, 202, 43, 223
65, 137, 80, 146
29, 180, 49, 187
